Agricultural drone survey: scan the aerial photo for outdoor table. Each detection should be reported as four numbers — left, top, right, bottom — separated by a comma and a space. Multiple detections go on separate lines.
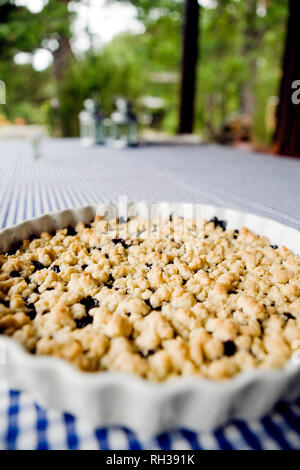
0, 138, 300, 450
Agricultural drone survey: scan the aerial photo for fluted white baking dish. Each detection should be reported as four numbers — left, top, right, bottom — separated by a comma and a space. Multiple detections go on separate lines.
0, 202, 300, 435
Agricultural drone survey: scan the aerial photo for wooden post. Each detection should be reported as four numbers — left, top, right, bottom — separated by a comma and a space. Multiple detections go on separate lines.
178, 0, 200, 134
273, 0, 300, 157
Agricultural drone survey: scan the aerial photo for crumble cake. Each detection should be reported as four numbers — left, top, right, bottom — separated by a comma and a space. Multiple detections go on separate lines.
0, 215, 299, 381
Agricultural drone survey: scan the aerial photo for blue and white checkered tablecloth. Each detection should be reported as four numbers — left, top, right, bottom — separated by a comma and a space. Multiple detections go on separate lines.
0, 138, 300, 450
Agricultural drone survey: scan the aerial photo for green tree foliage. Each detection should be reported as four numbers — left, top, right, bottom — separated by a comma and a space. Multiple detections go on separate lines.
0, 0, 76, 128
197, 0, 288, 143
58, 32, 150, 136
0, 0, 289, 144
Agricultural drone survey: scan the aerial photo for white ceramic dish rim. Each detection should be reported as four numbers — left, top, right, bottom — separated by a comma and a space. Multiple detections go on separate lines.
1, 202, 300, 423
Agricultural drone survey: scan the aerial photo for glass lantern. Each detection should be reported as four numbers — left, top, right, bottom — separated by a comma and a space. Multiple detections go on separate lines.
29, 131, 43, 160
79, 99, 105, 147
110, 99, 139, 148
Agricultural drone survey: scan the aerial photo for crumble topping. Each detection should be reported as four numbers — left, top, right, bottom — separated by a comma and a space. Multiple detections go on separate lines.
0, 215, 299, 381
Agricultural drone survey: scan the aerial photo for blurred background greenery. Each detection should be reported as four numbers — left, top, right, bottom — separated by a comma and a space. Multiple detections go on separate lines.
0, 0, 289, 147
